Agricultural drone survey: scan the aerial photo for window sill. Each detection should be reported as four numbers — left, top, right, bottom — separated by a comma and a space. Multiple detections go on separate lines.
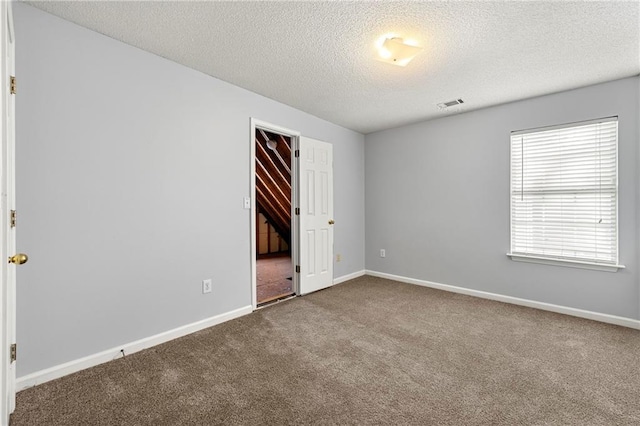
507, 253, 625, 272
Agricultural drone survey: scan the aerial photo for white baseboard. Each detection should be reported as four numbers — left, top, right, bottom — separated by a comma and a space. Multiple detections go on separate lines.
18, 271, 637, 391
334, 270, 366, 285
16, 305, 253, 391
365, 270, 640, 330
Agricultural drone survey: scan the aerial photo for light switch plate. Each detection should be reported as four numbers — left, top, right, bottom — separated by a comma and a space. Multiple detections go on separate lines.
202, 279, 212, 294
243, 197, 251, 209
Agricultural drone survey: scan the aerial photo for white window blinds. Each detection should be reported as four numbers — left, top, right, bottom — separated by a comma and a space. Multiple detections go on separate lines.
510, 117, 619, 267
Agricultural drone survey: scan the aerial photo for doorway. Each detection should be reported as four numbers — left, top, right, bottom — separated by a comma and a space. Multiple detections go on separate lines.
250, 120, 335, 309
254, 127, 294, 305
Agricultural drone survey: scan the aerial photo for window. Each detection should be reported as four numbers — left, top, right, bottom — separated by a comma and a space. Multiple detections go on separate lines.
509, 117, 623, 271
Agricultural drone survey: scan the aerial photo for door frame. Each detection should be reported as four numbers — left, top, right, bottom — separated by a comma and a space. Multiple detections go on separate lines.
249, 118, 300, 310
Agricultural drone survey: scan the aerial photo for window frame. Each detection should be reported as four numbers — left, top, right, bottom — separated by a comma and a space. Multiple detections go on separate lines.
507, 116, 624, 272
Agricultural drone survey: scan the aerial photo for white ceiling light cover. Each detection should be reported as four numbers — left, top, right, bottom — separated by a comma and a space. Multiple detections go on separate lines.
377, 37, 423, 66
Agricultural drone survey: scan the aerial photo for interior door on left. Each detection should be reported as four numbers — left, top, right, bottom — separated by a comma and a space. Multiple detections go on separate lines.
1, 0, 17, 419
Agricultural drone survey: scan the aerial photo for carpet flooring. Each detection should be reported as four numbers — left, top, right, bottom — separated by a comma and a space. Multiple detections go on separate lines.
256, 256, 293, 304
11, 276, 640, 425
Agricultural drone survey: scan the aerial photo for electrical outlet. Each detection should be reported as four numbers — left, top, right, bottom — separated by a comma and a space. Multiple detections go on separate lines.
202, 279, 212, 294
336, 253, 342, 262
380, 249, 386, 258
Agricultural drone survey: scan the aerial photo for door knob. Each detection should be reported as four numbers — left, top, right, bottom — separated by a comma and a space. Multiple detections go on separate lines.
328, 219, 335, 225
8, 253, 28, 265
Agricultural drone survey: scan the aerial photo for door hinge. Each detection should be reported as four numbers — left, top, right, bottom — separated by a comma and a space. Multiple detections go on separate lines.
10, 76, 16, 95
10, 344, 16, 363
10, 210, 16, 228
295, 207, 300, 215
295, 265, 300, 273
294, 150, 299, 158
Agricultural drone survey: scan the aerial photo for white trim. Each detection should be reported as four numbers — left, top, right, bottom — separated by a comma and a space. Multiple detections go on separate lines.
507, 253, 625, 272
365, 270, 640, 330
333, 270, 365, 285
251, 119, 301, 140
249, 118, 300, 311
16, 305, 253, 391
511, 115, 618, 136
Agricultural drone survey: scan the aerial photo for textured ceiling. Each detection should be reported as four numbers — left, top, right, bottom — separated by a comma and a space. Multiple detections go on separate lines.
25, 1, 640, 134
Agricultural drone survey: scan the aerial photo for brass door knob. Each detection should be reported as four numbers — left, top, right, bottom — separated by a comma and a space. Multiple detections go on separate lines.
8, 253, 28, 265
328, 219, 335, 225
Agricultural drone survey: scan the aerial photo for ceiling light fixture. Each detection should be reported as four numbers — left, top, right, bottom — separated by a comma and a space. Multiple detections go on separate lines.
376, 37, 422, 67
266, 139, 278, 151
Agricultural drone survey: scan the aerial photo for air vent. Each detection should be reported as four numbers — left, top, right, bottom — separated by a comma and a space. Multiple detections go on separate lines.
437, 98, 464, 109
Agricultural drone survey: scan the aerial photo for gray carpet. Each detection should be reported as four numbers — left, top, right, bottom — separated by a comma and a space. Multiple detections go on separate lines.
11, 276, 640, 425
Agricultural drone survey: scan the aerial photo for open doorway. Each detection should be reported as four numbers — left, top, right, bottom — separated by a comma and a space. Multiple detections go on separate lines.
250, 120, 334, 308
254, 127, 295, 306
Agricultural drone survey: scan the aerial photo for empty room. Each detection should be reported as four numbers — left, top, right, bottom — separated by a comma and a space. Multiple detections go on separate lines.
0, 0, 638, 424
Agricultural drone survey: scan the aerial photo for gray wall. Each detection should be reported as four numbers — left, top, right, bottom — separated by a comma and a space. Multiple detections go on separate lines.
14, 4, 365, 376
366, 77, 640, 320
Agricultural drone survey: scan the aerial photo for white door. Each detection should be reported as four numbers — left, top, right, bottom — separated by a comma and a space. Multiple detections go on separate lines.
1, 1, 18, 422
298, 137, 334, 295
